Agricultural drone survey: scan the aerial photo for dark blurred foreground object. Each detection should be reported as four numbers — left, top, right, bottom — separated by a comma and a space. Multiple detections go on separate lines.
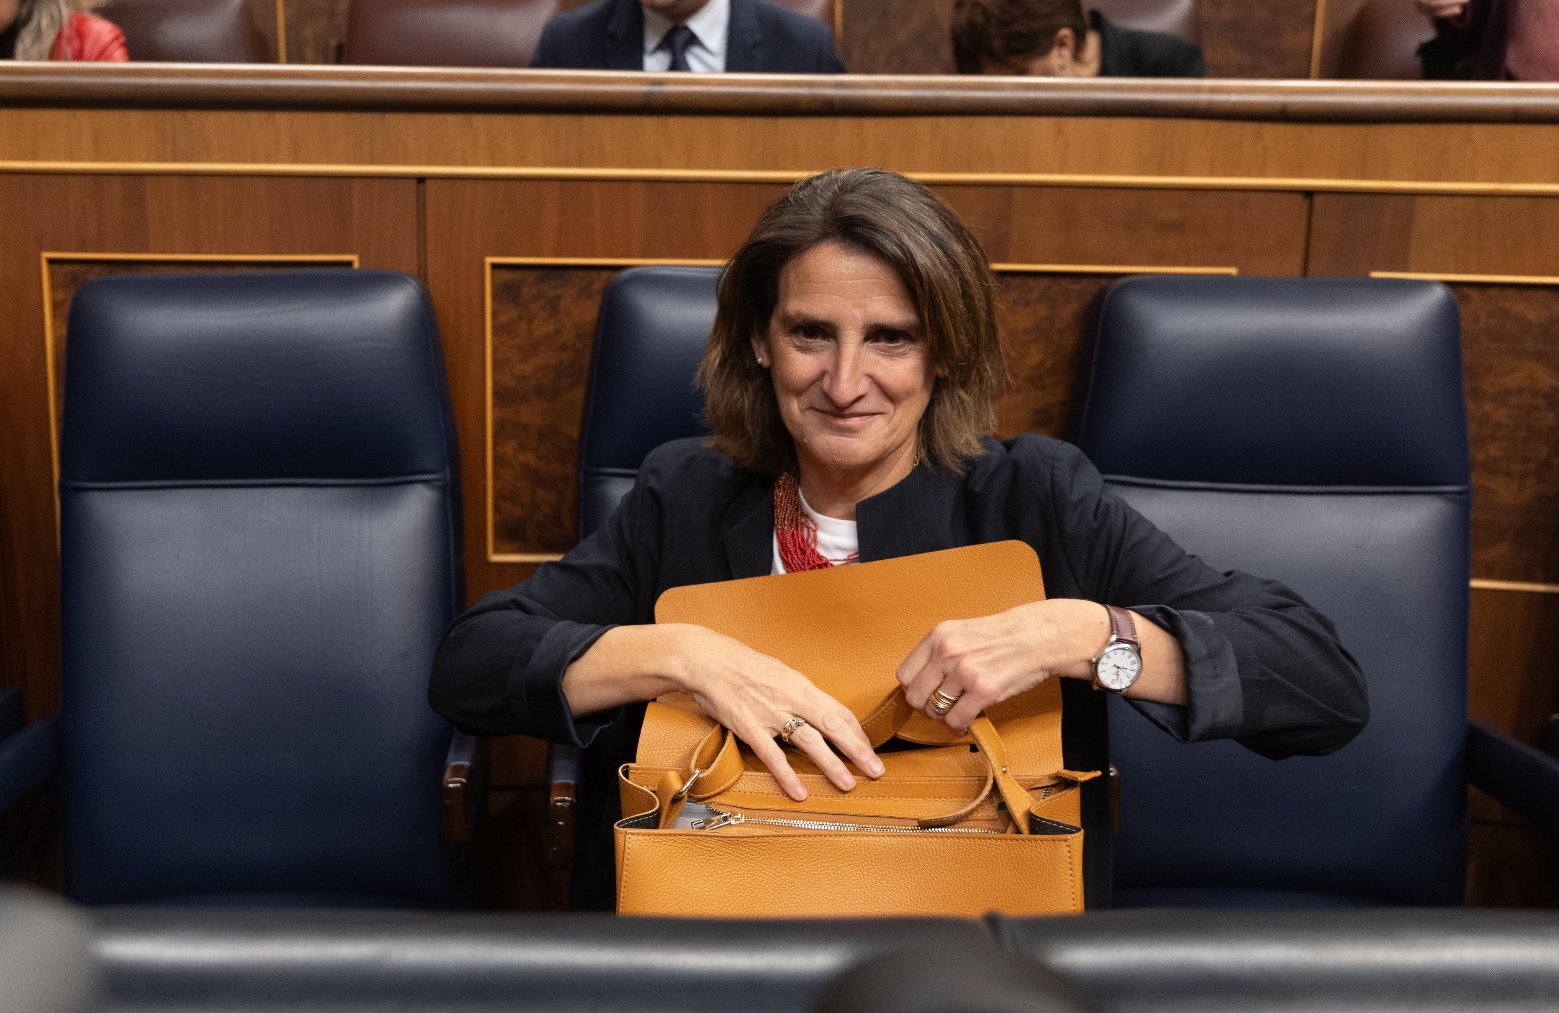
0, 887, 100, 1013
81, 906, 1559, 1012
814, 940, 1101, 1013
95, 0, 266, 61
0, 270, 480, 908
1080, 275, 1559, 907
1418, 0, 1559, 79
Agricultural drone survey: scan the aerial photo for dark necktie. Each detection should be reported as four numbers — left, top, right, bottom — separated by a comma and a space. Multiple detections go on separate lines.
665, 24, 696, 72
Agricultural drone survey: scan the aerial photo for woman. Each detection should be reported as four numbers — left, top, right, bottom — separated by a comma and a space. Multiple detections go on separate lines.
0, 0, 127, 61
431, 167, 1367, 908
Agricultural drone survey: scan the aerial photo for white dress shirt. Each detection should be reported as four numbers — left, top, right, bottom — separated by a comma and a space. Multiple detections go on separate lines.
642, 0, 731, 72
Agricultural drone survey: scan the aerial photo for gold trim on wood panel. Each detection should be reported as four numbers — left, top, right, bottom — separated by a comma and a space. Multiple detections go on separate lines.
992, 263, 1238, 275
1371, 270, 1559, 286
7, 160, 1559, 198
487, 256, 726, 268
274, 0, 288, 64
1309, 0, 1330, 80
1471, 579, 1559, 595
484, 256, 721, 564
40, 252, 359, 532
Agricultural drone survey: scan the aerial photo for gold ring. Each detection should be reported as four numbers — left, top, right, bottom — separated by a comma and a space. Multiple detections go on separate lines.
778, 715, 808, 745
928, 688, 961, 716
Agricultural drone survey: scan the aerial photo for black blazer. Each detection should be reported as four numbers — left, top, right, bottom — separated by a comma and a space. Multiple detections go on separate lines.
530, 0, 846, 72
1094, 11, 1204, 78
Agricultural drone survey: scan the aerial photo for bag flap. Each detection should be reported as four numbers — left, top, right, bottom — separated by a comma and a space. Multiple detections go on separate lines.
650, 541, 1062, 774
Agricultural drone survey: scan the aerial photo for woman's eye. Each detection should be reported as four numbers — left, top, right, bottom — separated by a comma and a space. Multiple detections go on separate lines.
875, 330, 913, 346
793, 325, 826, 341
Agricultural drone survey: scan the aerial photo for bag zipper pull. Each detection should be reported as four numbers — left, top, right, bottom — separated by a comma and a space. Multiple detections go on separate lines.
691, 812, 745, 830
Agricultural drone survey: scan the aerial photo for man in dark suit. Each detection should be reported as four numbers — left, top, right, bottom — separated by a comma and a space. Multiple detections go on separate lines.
530, 0, 846, 73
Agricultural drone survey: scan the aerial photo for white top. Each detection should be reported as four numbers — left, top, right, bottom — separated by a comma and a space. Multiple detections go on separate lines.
771, 486, 861, 575
641, 0, 730, 72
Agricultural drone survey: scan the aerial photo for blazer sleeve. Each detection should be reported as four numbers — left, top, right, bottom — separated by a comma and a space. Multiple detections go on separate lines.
429, 453, 668, 745
529, 19, 569, 68
1032, 437, 1367, 759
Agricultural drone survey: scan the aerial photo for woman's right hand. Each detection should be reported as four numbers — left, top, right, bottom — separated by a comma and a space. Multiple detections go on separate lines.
561, 623, 883, 801
671, 624, 884, 801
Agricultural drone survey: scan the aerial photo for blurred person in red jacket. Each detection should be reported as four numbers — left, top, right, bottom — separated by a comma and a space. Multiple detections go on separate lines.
0, 0, 128, 61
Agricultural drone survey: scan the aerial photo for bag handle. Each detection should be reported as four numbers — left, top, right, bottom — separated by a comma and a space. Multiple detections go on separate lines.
679, 688, 1094, 835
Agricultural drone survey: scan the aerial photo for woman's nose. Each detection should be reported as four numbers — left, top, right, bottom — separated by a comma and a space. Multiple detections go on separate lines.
822, 342, 869, 403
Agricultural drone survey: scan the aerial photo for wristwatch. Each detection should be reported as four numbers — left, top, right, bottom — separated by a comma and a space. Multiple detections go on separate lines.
1092, 604, 1142, 694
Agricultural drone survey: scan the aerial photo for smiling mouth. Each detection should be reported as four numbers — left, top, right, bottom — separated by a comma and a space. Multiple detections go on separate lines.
814, 409, 878, 425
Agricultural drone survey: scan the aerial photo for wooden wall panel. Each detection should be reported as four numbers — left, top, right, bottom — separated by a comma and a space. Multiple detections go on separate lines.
0, 175, 418, 717
1200, 3, 1315, 79
283, 0, 348, 64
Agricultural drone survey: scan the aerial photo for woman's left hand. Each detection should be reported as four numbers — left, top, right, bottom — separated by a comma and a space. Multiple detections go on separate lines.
895, 599, 1107, 732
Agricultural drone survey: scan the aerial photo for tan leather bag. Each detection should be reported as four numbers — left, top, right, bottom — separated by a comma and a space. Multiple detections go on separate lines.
614, 541, 1094, 918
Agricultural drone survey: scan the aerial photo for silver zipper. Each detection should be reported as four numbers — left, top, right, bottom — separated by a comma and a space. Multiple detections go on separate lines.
690, 810, 1001, 834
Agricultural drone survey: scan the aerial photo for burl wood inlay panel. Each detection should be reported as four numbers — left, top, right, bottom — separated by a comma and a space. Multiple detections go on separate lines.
994, 272, 1117, 441
489, 265, 615, 559
1456, 283, 1559, 585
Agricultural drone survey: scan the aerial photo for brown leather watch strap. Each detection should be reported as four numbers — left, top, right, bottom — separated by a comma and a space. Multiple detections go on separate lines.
1103, 603, 1138, 648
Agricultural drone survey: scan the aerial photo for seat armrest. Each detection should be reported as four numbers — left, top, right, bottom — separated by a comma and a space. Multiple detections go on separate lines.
1467, 720, 1559, 834
0, 714, 60, 814
441, 731, 489, 848
547, 743, 579, 871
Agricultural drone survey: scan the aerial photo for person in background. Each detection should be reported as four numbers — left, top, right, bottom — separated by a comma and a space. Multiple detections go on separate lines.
531, 0, 845, 73
0, 0, 126, 60
952, 0, 1202, 77
1414, 0, 1559, 80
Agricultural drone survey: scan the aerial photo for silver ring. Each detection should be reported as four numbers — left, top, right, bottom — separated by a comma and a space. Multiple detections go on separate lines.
928, 687, 961, 717
778, 715, 808, 745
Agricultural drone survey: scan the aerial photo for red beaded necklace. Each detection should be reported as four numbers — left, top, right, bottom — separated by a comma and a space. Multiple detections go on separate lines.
773, 472, 860, 572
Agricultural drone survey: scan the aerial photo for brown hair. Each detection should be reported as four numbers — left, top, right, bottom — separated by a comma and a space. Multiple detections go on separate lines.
950, 0, 1087, 74
699, 167, 1008, 476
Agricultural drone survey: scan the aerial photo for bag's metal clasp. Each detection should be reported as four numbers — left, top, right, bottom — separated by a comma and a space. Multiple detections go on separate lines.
672, 767, 703, 804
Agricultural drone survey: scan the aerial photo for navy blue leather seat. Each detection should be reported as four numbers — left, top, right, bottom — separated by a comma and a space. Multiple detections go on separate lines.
1078, 274, 1507, 906
577, 265, 716, 537
6, 270, 469, 906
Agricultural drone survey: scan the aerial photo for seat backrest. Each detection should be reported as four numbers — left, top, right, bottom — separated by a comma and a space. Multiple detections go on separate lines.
1089, 0, 1200, 44
1078, 275, 1470, 906
59, 270, 462, 906
577, 266, 717, 538
339, 0, 559, 67
95, 0, 268, 62
1336, 0, 1431, 79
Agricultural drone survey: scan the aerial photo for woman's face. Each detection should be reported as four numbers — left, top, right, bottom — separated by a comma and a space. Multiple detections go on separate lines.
752, 241, 936, 503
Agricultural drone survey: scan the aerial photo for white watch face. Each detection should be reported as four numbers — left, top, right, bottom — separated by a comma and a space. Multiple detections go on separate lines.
1095, 644, 1142, 692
